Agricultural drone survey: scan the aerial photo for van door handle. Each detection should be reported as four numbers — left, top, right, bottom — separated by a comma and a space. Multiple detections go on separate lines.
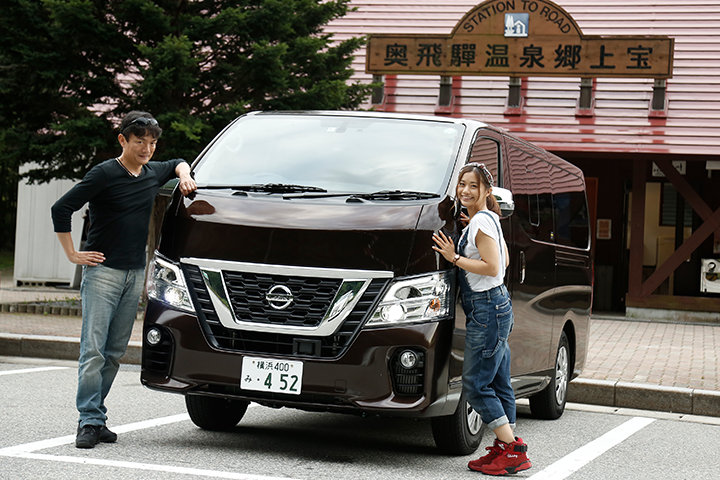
519, 250, 526, 284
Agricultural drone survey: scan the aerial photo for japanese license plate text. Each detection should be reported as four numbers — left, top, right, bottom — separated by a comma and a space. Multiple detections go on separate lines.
241, 356, 303, 395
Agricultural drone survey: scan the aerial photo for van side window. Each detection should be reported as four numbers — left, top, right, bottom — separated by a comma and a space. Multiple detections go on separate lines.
507, 146, 554, 243
527, 167, 540, 226
552, 169, 590, 249
468, 135, 501, 187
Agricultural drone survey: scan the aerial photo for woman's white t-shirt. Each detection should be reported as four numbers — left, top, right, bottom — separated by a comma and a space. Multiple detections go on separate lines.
461, 210, 507, 292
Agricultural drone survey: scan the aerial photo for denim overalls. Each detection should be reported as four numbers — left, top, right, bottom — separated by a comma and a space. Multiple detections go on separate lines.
458, 211, 516, 431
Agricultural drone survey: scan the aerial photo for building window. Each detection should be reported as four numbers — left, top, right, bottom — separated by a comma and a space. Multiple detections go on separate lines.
660, 183, 692, 227
371, 74, 384, 104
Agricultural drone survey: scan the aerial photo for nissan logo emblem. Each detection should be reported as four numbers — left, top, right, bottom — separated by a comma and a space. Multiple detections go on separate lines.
266, 285, 294, 310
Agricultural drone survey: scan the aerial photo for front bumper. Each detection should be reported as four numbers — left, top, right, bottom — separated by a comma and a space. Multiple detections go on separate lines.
141, 300, 462, 418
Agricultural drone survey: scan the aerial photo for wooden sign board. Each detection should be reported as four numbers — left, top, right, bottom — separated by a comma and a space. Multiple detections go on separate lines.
366, 0, 674, 78
597, 219, 612, 240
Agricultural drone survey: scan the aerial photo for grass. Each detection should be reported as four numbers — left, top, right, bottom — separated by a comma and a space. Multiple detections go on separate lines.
0, 250, 13, 271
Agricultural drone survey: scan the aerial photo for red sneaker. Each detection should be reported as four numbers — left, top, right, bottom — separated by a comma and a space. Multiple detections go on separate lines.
480, 437, 532, 476
468, 438, 504, 471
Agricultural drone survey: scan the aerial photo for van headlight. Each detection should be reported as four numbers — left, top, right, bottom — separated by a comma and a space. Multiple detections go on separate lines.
147, 254, 194, 313
365, 272, 452, 327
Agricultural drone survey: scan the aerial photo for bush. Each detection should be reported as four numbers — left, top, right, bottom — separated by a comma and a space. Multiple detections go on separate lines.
0, 250, 12, 271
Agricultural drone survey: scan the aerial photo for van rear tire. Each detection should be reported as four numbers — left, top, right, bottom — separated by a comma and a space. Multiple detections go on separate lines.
431, 392, 485, 455
529, 331, 570, 420
185, 395, 249, 431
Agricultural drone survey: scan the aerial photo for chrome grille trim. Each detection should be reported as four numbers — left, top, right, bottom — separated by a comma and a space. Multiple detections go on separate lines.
183, 263, 390, 358
182, 258, 392, 337
182, 258, 393, 280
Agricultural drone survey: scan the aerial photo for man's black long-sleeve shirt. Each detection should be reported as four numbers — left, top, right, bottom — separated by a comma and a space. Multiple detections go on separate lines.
51, 158, 182, 270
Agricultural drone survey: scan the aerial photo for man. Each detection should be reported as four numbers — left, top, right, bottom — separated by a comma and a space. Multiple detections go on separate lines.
51, 111, 197, 448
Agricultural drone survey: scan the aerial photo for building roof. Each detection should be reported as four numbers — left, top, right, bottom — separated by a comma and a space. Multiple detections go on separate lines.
327, 1, 720, 157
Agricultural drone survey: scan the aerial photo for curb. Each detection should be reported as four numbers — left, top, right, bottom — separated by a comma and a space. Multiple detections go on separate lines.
0, 333, 141, 365
568, 378, 720, 418
0, 304, 146, 318
1, 303, 81, 316
1, 333, 718, 418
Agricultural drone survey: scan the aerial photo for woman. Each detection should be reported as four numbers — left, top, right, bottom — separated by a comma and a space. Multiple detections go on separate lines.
432, 162, 531, 476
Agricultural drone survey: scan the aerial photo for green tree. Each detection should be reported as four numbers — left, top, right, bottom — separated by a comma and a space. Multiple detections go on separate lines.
0, 0, 371, 250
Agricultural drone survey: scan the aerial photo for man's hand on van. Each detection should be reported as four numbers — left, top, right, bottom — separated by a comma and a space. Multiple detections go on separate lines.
175, 162, 197, 196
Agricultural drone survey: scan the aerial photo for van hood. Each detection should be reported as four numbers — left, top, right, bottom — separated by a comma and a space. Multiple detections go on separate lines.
158, 191, 456, 276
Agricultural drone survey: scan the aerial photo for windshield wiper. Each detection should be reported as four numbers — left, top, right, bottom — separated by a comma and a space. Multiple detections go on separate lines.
348, 190, 441, 201
197, 183, 327, 193
196, 186, 438, 200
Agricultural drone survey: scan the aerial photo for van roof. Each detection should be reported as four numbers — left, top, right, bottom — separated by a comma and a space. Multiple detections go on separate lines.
249, 110, 491, 128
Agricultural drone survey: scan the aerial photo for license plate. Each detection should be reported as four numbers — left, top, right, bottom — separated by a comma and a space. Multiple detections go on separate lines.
241, 356, 303, 395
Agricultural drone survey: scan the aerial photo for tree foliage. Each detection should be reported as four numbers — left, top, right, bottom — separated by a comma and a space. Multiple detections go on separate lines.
0, 0, 370, 249
0, 0, 370, 183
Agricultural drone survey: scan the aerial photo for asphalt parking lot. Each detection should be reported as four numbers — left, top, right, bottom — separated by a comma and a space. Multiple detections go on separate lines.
1, 358, 719, 480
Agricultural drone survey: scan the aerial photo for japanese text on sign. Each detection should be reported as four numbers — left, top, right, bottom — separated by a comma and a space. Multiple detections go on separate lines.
366, 0, 673, 78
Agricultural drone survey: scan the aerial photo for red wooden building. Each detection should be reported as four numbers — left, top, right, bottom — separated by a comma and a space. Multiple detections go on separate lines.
327, 0, 720, 318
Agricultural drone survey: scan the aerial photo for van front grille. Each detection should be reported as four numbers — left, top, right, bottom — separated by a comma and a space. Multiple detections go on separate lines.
183, 264, 388, 358
224, 271, 341, 327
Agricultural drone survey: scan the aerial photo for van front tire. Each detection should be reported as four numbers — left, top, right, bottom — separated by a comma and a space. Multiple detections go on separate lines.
186, 395, 249, 431
529, 331, 570, 420
431, 392, 485, 455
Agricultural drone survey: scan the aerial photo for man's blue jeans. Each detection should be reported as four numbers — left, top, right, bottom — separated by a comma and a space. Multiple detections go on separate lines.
461, 284, 516, 431
77, 264, 145, 427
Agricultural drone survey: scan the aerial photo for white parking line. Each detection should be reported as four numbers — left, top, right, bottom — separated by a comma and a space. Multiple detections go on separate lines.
0, 366, 69, 376
0, 405, 300, 480
10, 453, 304, 480
0, 413, 191, 456
528, 416, 656, 480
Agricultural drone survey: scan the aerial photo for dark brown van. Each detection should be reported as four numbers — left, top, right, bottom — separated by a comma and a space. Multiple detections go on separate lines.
142, 111, 592, 454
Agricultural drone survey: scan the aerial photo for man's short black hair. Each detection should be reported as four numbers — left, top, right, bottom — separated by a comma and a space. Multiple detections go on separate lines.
120, 111, 163, 139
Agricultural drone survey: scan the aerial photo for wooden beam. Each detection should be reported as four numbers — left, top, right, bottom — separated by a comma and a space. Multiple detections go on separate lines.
626, 294, 720, 314
640, 205, 720, 297
628, 160, 647, 298
654, 159, 720, 239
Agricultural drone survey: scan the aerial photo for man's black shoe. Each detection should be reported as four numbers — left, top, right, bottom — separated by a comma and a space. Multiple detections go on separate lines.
98, 425, 117, 443
75, 425, 100, 449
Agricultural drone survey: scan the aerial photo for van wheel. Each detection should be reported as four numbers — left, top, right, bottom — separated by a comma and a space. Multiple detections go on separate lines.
431, 393, 485, 455
529, 331, 570, 420
185, 395, 249, 431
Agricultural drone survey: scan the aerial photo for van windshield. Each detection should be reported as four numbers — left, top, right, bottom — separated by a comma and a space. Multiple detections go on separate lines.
192, 114, 465, 195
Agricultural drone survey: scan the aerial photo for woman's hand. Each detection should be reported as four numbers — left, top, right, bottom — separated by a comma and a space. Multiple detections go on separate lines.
432, 230, 456, 263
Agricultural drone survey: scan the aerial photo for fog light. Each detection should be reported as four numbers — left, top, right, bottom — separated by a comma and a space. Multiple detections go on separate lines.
146, 328, 162, 346
399, 350, 418, 369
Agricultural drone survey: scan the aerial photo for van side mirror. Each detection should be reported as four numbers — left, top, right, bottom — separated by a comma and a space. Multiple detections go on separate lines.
493, 187, 515, 218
